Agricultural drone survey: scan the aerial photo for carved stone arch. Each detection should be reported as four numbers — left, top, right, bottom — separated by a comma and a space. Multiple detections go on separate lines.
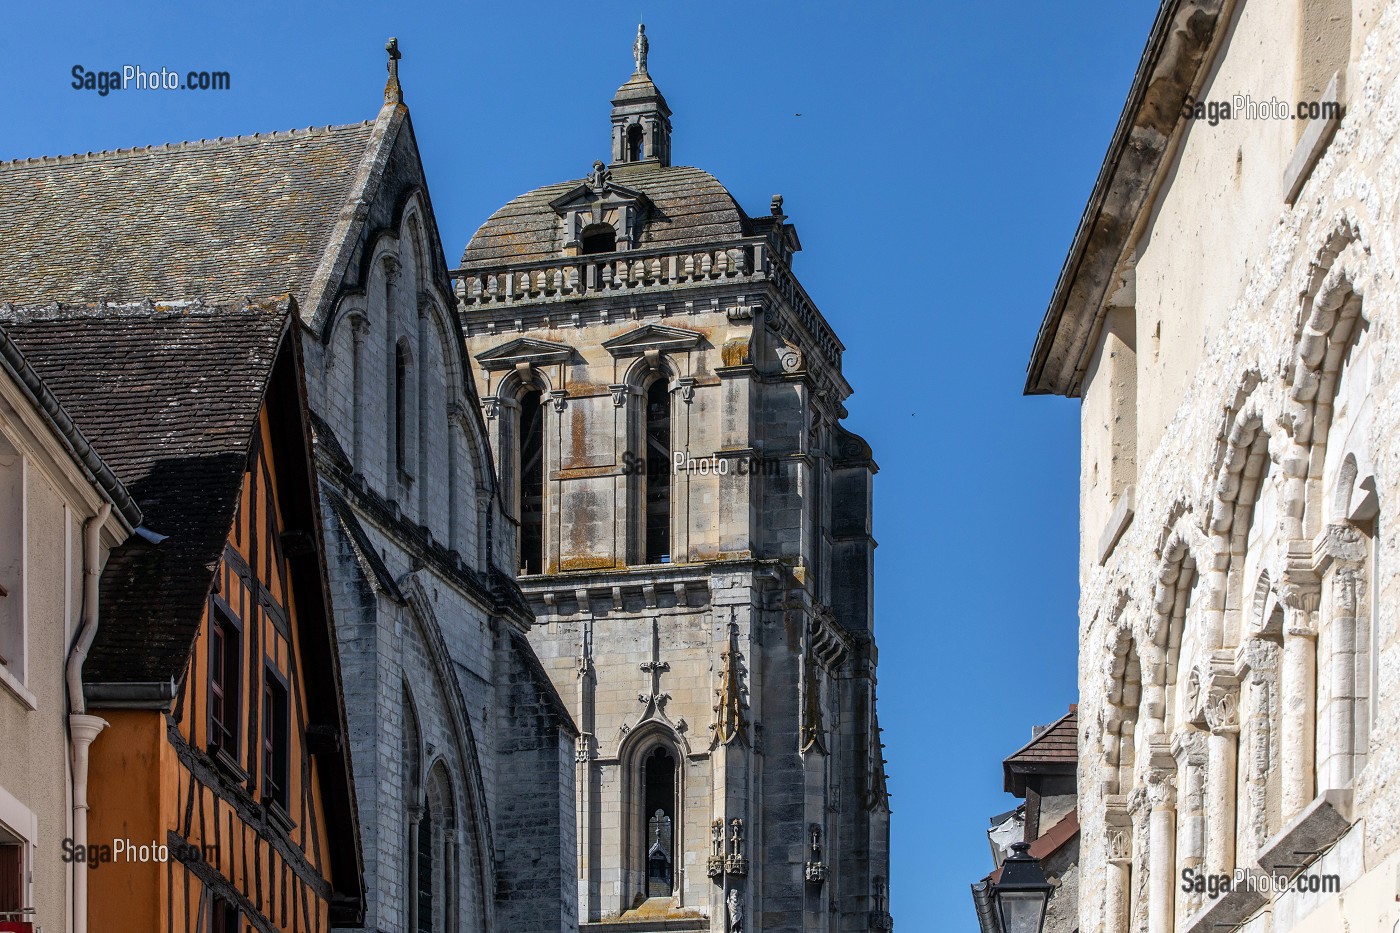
322, 299, 371, 362
494, 362, 557, 401
398, 574, 495, 932
1251, 568, 1280, 637
1101, 611, 1143, 796
1204, 383, 1289, 649
400, 198, 428, 280
1285, 218, 1373, 538
402, 678, 426, 803
1149, 514, 1211, 731
621, 350, 682, 393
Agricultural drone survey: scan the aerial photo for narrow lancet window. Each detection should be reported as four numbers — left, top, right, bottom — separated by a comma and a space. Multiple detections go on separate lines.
643, 747, 675, 896
645, 379, 671, 564
519, 389, 545, 575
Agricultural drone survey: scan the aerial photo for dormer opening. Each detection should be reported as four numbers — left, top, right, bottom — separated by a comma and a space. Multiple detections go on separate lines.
627, 124, 645, 162
581, 224, 617, 255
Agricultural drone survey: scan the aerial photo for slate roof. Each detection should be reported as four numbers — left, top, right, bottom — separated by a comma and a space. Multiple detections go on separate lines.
459, 164, 752, 267
0, 124, 375, 306
0, 299, 291, 686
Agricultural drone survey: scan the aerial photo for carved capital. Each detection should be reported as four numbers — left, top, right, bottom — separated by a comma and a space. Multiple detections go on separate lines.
549, 389, 569, 412
1171, 728, 1208, 765
609, 383, 630, 407
1107, 827, 1133, 865
482, 396, 501, 420
1144, 768, 1176, 811
1204, 690, 1240, 734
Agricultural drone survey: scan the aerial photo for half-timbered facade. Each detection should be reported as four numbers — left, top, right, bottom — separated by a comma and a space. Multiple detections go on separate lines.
0, 299, 364, 932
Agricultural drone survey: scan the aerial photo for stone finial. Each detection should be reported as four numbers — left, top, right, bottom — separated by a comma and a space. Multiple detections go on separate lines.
385, 37, 403, 105
770, 194, 784, 216
633, 24, 649, 75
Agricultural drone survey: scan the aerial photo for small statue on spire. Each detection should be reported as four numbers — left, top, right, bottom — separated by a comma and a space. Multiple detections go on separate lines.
633, 24, 649, 75
384, 37, 403, 104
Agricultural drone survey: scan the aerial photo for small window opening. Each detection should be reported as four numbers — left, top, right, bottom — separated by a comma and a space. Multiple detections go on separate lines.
262, 668, 290, 811
581, 224, 617, 255
628, 124, 645, 162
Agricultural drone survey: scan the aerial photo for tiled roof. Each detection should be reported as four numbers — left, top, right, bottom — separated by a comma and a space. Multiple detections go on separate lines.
0, 328, 141, 528
0, 299, 291, 686
459, 164, 751, 267
1003, 706, 1078, 794
1005, 706, 1078, 765
0, 124, 375, 306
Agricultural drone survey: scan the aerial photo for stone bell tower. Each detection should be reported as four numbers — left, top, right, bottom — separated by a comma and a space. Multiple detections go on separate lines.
454, 27, 891, 933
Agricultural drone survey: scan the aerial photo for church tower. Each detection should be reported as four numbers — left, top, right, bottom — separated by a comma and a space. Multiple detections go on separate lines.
454, 28, 892, 932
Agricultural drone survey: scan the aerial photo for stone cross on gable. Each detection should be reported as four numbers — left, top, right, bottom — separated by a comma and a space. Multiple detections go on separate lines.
638, 617, 670, 714
384, 37, 403, 105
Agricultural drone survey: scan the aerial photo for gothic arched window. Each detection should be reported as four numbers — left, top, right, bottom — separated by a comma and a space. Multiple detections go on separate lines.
627, 124, 645, 162
518, 389, 545, 575
644, 379, 671, 564
416, 764, 457, 932
642, 746, 675, 897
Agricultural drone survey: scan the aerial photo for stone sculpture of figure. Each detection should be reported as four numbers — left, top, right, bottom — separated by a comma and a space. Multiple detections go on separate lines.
634, 24, 649, 75
726, 889, 742, 932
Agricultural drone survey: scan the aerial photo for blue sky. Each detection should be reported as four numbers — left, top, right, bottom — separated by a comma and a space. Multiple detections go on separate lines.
1, 1, 1159, 927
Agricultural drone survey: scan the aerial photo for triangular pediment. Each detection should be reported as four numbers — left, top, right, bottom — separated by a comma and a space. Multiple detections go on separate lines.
475, 336, 575, 370
549, 179, 650, 216
602, 324, 705, 357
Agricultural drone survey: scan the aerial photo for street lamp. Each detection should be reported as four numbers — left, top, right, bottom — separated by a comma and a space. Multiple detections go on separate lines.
991, 842, 1054, 933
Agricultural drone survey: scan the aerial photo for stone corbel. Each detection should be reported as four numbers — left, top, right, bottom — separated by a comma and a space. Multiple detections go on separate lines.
676, 376, 697, 403
549, 389, 569, 412
1315, 521, 1368, 573
609, 383, 630, 407
482, 396, 501, 420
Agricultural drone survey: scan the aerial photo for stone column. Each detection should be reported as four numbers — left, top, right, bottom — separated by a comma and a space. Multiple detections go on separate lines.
1279, 577, 1320, 819
1145, 767, 1177, 933
1204, 689, 1239, 875
1321, 563, 1361, 791
1104, 811, 1132, 933
1172, 732, 1207, 918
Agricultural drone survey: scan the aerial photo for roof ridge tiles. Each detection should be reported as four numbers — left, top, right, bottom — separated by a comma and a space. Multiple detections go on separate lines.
0, 119, 377, 169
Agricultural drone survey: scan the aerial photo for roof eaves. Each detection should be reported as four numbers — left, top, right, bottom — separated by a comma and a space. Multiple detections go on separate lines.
0, 323, 141, 529
1024, 0, 1236, 397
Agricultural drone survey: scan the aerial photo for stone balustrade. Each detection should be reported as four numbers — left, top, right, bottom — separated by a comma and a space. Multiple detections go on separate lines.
452, 237, 843, 366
